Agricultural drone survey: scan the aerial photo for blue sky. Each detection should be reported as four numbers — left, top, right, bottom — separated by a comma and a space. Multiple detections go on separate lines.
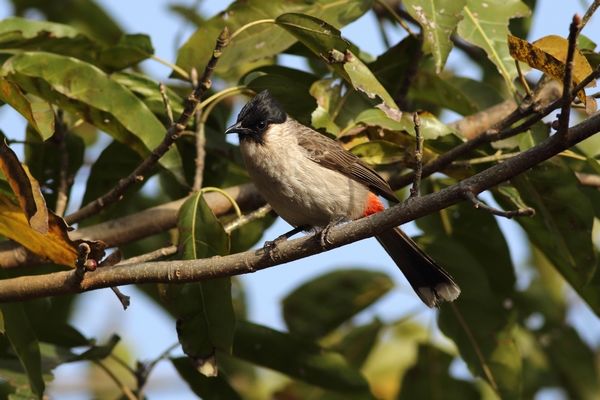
0, 1, 599, 398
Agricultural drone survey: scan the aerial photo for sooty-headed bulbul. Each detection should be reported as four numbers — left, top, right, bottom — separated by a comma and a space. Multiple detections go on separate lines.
225, 90, 460, 307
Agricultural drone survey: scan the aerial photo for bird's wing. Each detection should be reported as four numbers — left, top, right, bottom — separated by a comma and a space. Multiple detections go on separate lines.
293, 121, 399, 202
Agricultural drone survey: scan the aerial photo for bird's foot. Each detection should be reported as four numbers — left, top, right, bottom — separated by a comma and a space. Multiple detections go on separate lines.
260, 226, 308, 260
319, 218, 345, 248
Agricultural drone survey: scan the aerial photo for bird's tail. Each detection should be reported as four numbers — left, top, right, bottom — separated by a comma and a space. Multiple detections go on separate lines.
375, 227, 460, 307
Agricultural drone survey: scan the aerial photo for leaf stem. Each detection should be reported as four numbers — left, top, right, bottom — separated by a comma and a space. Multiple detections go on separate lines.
93, 360, 137, 400
230, 19, 276, 42
373, 0, 415, 36
150, 55, 190, 81
449, 303, 499, 391
202, 187, 243, 219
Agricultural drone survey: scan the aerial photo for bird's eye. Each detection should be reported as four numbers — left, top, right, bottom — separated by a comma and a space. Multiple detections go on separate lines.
256, 121, 267, 130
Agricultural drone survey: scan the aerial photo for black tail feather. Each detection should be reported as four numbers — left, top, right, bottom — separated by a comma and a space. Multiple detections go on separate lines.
375, 227, 460, 307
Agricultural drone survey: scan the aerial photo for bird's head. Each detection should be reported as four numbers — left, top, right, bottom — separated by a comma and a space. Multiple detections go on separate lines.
225, 90, 287, 142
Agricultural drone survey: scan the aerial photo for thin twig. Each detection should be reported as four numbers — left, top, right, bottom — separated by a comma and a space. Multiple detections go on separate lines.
452, 151, 519, 166
580, 0, 600, 32
224, 204, 273, 234
515, 60, 532, 98
54, 111, 69, 217
376, 15, 391, 48
191, 67, 206, 192
93, 360, 137, 400
464, 190, 534, 219
96, 250, 130, 308
556, 15, 582, 138
409, 112, 423, 198
64, 28, 230, 225
450, 303, 499, 391
390, 64, 600, 189
150, 54, 190, 81
136, 342, 180, 399
159, 83, 174, 125
119, 245, 178, 265
373, 0, 415, 36
110, 287, 131, 310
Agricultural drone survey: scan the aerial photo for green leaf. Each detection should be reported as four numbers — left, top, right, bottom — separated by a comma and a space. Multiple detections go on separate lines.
276, 13, 400, 114
1, 52, 184, 181
542, 326, 600, 400
68, 334, 120, 362
495, 159, 600, 314
309, 78, 373, 135
350, 140, 407, 165
97, 34, 154, 70
283, 269, 393, 340
233, 321, 373, 396
418, 179, 521, 398
409, 72, 504, 115
176, 0, 372, 81
243, 65, 319, 125
0, 79, 54, 140
179, 192, 230, 259
404, 0, 467, 73
368, 35, 421, 96
398, 345, 480, 399
24, 126, 85, 210
0, 17, 148, 71
171, 357, 242, 400
0, 17, 96, 60
332, 319, 383, 368
80, 140, 143, 212
456, 0, 531, 93
11, 0, 124, 44
111, 71, 184, 122
0, 302, 44, 398
169, 192, 235, 370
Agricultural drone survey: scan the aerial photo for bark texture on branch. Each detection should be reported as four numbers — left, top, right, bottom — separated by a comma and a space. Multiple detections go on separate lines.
0, 183, 265, 268
1, 111, 598, 302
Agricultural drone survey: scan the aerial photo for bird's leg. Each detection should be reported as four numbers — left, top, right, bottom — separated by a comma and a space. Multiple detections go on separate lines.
263, 225, 308, 253
319, 217, 346, 248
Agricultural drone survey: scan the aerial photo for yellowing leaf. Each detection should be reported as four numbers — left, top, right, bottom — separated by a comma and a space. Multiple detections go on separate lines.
0, 195, 77, 266
508, 34, 594, 105
0, 140, 105, 267
0, 139, 48, 233
533, 35, 596, 88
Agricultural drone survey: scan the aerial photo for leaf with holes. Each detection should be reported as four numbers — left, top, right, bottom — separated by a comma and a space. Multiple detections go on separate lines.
404, 0, 467, 73
509, 34, 595, 106
457, 0, 530, 93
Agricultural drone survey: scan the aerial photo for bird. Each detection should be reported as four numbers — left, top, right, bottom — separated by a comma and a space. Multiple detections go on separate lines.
225, 89, 460, 307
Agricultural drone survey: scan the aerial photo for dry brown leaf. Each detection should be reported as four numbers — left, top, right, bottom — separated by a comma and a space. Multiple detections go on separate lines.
508, 34, 594, 105
533, 35, 596, 88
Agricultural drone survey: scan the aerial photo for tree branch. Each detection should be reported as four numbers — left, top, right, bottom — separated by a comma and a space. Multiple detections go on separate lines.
556, 15, 581, 138
390, 66, 600, 189
1, 111, 598, 302
64, 28, 230, 225
0, 183, 265, 268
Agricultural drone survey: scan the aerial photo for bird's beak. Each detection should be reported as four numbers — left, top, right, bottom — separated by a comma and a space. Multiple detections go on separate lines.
225, 121, 243, 135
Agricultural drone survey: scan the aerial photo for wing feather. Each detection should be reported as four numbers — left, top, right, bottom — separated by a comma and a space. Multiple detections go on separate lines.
292, 121, 399, 202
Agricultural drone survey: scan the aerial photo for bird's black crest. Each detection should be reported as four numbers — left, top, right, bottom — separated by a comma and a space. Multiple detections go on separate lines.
236, 90, 286, 128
